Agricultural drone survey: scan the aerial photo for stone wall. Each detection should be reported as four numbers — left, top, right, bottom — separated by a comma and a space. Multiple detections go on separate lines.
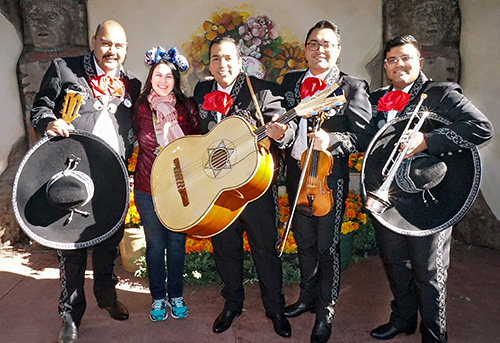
0, 138, 27, 245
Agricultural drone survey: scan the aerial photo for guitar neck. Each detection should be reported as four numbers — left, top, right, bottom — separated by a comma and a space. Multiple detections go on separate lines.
252, 92, 346, 142
253, 108, 298, 142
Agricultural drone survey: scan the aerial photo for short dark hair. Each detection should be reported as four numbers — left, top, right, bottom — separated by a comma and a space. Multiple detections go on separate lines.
208, 36, 240, 58
305, 20, 341, 45
384, 35, 422, 58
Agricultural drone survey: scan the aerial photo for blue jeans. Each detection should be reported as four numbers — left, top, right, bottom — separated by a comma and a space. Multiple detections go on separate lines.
134, 189, 186, 300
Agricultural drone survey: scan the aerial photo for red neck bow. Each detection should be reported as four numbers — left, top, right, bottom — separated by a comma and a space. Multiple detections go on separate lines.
90, 74, 125, 98
300, 77, 327, 100
376, 90, 410, 112
202, 90, 232, 116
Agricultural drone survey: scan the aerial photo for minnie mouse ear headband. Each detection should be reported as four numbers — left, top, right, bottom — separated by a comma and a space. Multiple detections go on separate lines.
144, 46, 189, 72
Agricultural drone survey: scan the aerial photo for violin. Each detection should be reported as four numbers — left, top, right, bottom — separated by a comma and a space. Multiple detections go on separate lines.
296, 114, 334, 217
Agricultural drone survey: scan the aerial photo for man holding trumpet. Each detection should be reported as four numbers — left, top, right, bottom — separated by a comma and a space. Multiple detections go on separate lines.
365, 35, 493, 343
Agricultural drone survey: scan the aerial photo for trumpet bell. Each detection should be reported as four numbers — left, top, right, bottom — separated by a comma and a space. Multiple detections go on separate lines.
365, 191, 391, 215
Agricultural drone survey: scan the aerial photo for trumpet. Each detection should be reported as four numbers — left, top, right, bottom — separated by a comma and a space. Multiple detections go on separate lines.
365, 93, 428, 215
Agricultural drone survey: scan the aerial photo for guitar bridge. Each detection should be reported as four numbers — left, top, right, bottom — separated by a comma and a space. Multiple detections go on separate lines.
173, 158, 189, 207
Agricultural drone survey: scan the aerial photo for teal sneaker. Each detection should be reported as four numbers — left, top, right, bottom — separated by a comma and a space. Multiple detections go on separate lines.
150, 299, 167, 322
167, 297, 188, 319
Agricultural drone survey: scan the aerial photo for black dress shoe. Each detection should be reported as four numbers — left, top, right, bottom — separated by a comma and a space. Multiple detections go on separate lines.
284, 301, 315, 318
267, 313, 292, 338
58, 321, 78, 343
212, 308, 242, 333
310, 320, 332, 343
99, 300, 129, 321
370, 322, 416, 340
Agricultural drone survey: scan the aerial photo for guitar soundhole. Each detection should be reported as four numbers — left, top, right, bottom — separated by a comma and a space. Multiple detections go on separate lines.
210, 148, 229, 169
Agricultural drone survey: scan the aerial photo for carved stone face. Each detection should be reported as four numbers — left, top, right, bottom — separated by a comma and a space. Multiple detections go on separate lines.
23, 2, 72, 50
411, 2, 447, 47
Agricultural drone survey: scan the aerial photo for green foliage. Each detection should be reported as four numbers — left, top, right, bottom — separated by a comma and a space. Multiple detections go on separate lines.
133, 250, 301, 286
183, 251, 221, 286
351, 215, 377, 261
281, 253, 301, 285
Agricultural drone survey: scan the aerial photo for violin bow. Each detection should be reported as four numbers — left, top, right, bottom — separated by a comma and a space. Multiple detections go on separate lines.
278, 110, 329, 257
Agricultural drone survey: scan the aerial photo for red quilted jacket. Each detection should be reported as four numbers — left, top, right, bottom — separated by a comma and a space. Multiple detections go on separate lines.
133, 100, 199, 195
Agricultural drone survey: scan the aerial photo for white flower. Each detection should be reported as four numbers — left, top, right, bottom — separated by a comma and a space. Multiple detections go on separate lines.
192, 270, 202, 279
238, 39, 261, 58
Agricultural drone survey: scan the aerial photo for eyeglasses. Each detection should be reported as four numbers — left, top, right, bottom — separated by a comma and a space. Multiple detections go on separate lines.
306, 40, 339, 51
384, 55, 419, 66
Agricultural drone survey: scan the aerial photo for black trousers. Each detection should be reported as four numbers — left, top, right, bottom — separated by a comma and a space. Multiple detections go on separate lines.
211, 184, 285, 316
286, 155, 348, 323
375, 222, 451, 343
57, 227, 124, 326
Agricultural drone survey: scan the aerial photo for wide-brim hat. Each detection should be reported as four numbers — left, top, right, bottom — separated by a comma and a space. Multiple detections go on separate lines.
361, 114, 481, 236
12, 130, 129, 249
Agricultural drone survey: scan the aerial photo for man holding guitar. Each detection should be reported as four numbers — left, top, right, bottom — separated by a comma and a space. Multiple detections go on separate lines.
280, 20, 375, 343
192, 36, 294, 338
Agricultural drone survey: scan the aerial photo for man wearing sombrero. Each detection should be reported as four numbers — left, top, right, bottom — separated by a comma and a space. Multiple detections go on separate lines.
27, 20, 141, 343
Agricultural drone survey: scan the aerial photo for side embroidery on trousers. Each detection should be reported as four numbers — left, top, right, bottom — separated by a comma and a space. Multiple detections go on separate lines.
326, 178, 344, 323
436, 230, 447, 342
57, 249, 69, 321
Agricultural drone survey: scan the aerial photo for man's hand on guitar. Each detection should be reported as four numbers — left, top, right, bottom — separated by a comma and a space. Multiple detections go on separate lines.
265, 114, 287, 141
46, 118, 75, 137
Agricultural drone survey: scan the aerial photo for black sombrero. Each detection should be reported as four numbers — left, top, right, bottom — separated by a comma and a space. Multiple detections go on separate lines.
12, 130, 129, 249
361, 114, 481, 236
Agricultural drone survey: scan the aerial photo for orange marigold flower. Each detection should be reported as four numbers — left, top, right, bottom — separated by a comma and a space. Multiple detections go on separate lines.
345, 202, 355, 210
127, 146, 139, 173
242, 232, 251, 252
345, 208, 356, 220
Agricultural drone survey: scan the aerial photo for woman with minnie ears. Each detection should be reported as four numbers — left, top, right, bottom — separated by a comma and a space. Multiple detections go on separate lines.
132, 46, 199, 322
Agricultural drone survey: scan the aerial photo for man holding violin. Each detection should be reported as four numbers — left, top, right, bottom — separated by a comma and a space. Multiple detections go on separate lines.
280, 20, 374, 343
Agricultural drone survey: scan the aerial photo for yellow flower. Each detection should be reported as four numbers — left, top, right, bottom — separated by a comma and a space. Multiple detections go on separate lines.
348, 153, 364, 173
357, 212, 367, 225
262, 42, 306, 84
202, 11, 244, 41
125, 190, 141, 227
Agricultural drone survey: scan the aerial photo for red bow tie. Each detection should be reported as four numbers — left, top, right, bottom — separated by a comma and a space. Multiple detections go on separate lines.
376, 90, 410, 112
202, 90, 232, 116
90, 74, 125, 98
300, 77, 327, 100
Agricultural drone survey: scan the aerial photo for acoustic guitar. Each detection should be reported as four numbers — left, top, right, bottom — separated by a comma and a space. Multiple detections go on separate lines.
151, 85, 345, 237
